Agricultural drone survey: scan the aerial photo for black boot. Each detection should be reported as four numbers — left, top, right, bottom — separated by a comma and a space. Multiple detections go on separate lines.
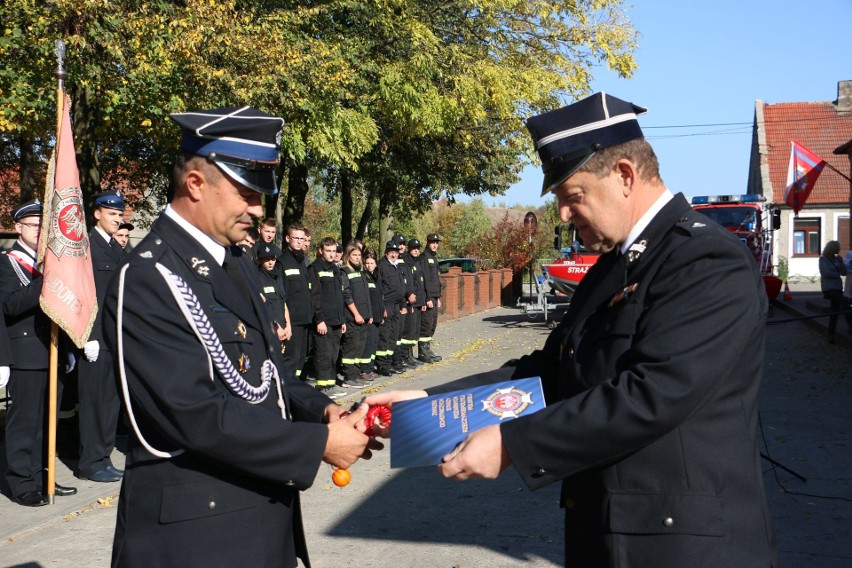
406, 345, 423, 366
420, 342, 442, 362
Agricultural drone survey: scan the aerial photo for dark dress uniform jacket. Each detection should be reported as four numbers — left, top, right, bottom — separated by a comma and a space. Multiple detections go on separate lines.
88, 229, 125, 346
421, 248, 441, 300
103, 215, 333, 568
279, 247, 312, 326
0, 244, 50, 369
430, 194, 777, 567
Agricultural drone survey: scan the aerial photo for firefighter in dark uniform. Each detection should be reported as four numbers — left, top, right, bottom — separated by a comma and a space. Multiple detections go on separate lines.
401, 239, 427, 366
360, 247, 384, 380
418, 233, 443, 362
102, 107, 375, 568
77, 189, 127, 483
375, 240, 406, 375
255, 242, 291, 345
339, 242, 372, 388
308, 237, 347, 392
2, 199, 78, 506
390, 235, 415, 370
279, 223, 312, 380
366, 93, 778, 568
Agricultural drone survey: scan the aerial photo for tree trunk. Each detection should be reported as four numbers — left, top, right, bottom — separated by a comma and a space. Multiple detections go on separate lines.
72, 85, 100, 218
340, 169, 352, 244
355, 186, 375, 241
282, 162, 308, 228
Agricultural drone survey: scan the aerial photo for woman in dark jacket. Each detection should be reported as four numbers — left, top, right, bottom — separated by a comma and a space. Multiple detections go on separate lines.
339, 243, 373, 388
818, 240, 852, 342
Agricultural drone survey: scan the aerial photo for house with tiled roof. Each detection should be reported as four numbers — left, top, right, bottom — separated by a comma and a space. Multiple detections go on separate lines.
747, 81, 852, 281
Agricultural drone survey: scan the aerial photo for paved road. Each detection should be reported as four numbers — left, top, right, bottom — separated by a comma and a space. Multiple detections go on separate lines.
1, 302, 850, 567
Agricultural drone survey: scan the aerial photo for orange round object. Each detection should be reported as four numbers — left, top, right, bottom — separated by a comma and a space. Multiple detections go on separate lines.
332, 468, 351, 487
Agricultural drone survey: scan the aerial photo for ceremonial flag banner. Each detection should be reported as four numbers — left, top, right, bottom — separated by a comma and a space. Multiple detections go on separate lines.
784, 141, 826, 216
37, 94, 97, 348
390, 377, 545, 468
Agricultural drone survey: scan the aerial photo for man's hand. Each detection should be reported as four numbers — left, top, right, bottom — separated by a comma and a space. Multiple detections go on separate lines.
83, 340, 99, 362
282, 323, 292, 341
437, 424, 512, 481
323, 404, 384, 469
426, 299, 434, 309
316, 321, 328, 335
362, 390, 428, 438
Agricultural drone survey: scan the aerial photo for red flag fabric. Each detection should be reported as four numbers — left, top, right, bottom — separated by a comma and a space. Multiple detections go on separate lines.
36, 94, 98, 348
784, 140, 826, 216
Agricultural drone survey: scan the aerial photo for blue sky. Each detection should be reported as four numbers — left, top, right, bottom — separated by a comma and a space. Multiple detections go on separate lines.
481, 0, 852, 208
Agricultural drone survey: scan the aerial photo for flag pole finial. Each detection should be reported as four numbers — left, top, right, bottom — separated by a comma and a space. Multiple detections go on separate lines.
54, 39, 66, 90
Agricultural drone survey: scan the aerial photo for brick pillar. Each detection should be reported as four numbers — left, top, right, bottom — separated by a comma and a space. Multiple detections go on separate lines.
501, 268, 514, 305
477, 270, 491, 310
490, 270, 502, 307
439, 268, 461, 322
460, 271, 476, 318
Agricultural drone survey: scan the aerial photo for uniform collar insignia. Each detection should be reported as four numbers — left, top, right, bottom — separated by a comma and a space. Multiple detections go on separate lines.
625, 239, 647, 265
189, 256, 211, 278
608, 282, 638, 307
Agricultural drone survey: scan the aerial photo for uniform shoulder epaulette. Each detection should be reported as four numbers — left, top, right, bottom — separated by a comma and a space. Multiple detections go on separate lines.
129, 237, 166, 263
675, 210, 711, 235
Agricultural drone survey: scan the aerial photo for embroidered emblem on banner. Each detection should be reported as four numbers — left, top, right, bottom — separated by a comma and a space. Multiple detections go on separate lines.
46, 187, 88, 258
482, 386, 535, 420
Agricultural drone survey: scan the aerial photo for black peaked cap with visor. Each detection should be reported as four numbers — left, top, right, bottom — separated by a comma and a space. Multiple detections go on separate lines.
169, 106, 285, 195
525, 92, 647, 196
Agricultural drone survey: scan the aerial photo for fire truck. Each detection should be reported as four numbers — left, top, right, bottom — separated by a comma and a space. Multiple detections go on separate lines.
690, 194, 783, 300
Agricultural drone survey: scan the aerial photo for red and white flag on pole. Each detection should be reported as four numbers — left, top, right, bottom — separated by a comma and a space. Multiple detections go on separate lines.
36, 94, 97, 348
784, 140, 826, 216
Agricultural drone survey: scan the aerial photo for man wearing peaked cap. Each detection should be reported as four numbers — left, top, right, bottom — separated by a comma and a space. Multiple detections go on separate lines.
254, 241, 291, 348
76, 189, 127, 484
374, 239, 406, 375
170, 106, 284, 195
2, 198, 79, 506
418, 233, 443, 363
102, 106, 377, 568
365, 92, 778, 567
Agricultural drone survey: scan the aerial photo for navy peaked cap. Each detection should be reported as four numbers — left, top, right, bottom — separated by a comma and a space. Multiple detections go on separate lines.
391, 233, 406, 245
170, 106, 284, 196
118, 221, 134, 231
254, 242, 281, 259
426, 233, 440, 242
525, 92, 647, 195
13, 198, 42, 221
407, 239, 422, 249
92, 190, 126, 210
385, 240, 400, 252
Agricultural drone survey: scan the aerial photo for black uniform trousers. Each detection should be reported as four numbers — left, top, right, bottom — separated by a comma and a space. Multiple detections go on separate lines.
311, 326, 342, 387
419, 299, 439, 343
403, 306, 422, 347
377, 307, 402, 368
282, 323, 310, 380
340, 322, 367, 381
360, 322, 380, 374
77, 351, 120, 476
5, 369, 64, 496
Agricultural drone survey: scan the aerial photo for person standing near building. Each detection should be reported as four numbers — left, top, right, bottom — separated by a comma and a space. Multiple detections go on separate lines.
375, 240, 406, 376
280, 223, 312, 380
360, 248, 384, 381
103, 106, 375, 567
339, 243, 372, 388
308, 237, 347, 394
401, 239, 427, 367
366, 93, 778, 567
77, 190, 126, 483
255, 242, 291, 345
819, 240, 852, 342
2, 199, 78, 506
418, 233, 442, 362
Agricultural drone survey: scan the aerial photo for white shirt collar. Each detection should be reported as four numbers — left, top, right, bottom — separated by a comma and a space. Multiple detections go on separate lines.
94, 225, 112, 243
164, 205, 227, 265
620, 189, 674, 255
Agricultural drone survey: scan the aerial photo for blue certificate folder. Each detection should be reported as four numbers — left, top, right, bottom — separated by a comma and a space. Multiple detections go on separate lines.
390, 377, 545, 468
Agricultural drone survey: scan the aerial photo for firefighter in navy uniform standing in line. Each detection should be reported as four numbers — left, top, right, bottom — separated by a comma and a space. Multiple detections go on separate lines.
390, 235, 415, 370
307, 237, 347, 394
279, 223, 312, 381
401, 239, 427, 367
418, 233, 442, 362
1, 199, 78, 507
255, 242, 291, 346
339, 242, 372, 388
77, 189, 127, 483
375, 240, 406, 376
366, 93, 778, 568
102, 107, 376, 568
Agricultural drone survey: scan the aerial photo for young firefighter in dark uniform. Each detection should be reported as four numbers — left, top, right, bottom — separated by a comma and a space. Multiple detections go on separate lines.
401, 239, 427, 367
375, 240, 406, 375
339, 242, 372, 388
390, 235, 415, 370
360, 247, 384, 380
418, 233, 443, 362
255, 242, 291, 346
279, 223, 312, 380
308, 237, 347, 393
77, 189, 127, 483
367, 93, 778, 568
2, 199, 78, 507
103, 107, 376, 568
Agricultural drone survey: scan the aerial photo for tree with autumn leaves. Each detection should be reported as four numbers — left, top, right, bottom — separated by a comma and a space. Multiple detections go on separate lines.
0, 0, 637, 233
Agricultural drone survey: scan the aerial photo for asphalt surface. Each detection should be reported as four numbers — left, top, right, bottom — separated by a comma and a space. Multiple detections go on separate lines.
0, 284, 849, 568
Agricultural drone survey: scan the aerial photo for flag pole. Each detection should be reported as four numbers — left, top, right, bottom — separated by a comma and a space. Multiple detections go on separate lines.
44, 38, 67, 505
